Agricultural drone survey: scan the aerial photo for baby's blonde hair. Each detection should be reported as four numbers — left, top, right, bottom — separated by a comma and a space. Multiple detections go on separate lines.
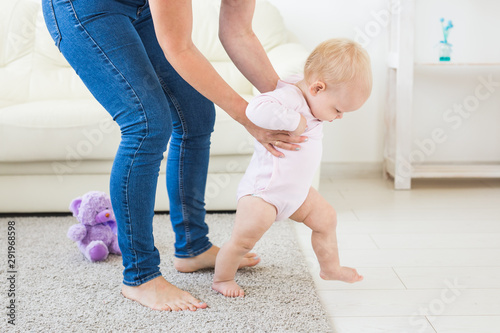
304, 38, 372, 93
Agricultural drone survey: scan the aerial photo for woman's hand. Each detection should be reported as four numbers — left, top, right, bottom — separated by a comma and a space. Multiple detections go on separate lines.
242, 118, 308, 158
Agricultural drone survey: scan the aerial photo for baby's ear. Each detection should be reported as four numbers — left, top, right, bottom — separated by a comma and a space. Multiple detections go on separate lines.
310, 81, 326, 96
69, 197, 82, 217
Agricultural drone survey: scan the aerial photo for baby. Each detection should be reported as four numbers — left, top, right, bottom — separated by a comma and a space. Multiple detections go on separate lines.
212, 38, 372, 297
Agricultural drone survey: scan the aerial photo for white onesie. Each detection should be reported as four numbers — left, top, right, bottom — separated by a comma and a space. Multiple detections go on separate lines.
237, 76, 323, 221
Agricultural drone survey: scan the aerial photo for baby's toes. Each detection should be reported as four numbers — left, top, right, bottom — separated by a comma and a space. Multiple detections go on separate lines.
348, 268, 363, 283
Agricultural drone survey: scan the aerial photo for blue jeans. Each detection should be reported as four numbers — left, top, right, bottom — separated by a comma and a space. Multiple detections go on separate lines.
42, 0, 216, 286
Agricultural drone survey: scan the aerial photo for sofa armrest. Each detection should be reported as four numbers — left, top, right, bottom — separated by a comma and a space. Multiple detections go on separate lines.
252, 42, 310, 96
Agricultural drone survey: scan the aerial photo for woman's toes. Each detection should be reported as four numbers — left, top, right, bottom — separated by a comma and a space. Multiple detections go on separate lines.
187, 296, 204, 308
196, 301, 207, 309
159, 304, 172, 311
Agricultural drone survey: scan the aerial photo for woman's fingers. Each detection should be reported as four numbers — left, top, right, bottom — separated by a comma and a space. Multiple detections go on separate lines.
263, 134, 308, 157
274, 141, 300, 152
244, 121, 308, 157
275, 132, 307, 144
272, 133, 307, 151
265, 143, 284, 158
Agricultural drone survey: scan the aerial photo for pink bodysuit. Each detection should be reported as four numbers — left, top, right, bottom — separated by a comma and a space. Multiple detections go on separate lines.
237, 76, 323, 221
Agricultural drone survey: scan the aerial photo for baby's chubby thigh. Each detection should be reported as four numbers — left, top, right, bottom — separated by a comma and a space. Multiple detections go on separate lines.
229, 195, 278, 254
289, 187, 337, 233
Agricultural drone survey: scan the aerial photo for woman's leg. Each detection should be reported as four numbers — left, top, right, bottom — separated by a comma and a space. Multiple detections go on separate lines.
133, 5, 214, 259
43, 0, 206, 310
47, 0, 167, 286
132, 5, 261, 270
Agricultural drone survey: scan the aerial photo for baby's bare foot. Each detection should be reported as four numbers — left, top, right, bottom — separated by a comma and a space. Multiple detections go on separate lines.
174, 245, 260, 273
212, 280, 245, 297
320, 266, 363, 283
121, 276, 207, 311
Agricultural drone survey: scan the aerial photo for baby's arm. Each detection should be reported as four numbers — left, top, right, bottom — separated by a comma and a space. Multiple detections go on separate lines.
246, 95, 306, 136
290, 115, 307, 137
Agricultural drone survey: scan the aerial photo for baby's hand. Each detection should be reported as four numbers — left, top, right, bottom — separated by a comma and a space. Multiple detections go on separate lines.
290, 114, 307, 137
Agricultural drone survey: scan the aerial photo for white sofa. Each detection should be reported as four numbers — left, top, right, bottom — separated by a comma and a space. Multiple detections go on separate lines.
0, 0, 312, 213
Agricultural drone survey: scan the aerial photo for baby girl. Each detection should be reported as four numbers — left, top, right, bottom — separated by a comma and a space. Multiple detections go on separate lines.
212, 38, 373, 297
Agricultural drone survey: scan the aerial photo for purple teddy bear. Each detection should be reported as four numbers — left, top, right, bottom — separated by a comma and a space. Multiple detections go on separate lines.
67, 191, 121, 262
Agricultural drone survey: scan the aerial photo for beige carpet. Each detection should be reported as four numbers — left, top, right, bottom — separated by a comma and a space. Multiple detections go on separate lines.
0, 213, 332, 332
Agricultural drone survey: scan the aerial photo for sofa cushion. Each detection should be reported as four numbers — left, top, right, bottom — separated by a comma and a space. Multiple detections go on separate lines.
0, 155, 252, 177
0, 99, 120, 162
0, 97, 254, 162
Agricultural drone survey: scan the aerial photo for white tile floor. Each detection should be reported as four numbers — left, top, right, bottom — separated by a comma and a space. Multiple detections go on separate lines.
294, 177, 500, 333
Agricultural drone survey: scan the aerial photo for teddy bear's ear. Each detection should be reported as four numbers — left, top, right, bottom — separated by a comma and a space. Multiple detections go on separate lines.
69, 197, 83, 217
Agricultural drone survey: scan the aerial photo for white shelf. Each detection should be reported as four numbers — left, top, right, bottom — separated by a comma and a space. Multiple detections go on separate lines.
415, 62, 500, 67
383, 0, 500, 190
386, 159, 500, 179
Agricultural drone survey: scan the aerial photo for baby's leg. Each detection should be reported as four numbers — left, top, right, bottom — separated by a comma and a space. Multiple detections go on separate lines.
212, 195, 276, 297
290, 187, 363, 283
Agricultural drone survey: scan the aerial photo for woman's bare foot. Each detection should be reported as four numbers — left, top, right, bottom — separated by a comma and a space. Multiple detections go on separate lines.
320, 266, 364, 283
121, 276, 207, 311
174, 245, 260, 273
212, 280, 245, 297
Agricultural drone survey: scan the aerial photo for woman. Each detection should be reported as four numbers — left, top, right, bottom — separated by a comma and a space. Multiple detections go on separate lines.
42, 0, 305, 311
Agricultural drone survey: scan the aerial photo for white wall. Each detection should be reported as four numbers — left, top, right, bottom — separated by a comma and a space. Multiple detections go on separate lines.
268, 0, 500, 165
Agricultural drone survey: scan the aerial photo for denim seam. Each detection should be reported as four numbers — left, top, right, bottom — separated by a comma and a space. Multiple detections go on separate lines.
174, 242, 212, 259
132, 0, 148, 23
46, 0, 62, 48
158, 77, 193, 256
123, 271, 161, 287
67, 0, 150, 282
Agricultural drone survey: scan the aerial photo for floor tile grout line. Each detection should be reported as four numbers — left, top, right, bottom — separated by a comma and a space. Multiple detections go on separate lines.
316, 265, 500, 268
348, 247, 500, 250
368, 234, 380, 249
316, 287, 500, 291
334, 265, 500, 268
336, 247, 500, 250
392, 266, 408, 289
328, 315, 500, 317
426, 316, 439, 333
353, 232, 500, 235
351, 209, 360, 221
